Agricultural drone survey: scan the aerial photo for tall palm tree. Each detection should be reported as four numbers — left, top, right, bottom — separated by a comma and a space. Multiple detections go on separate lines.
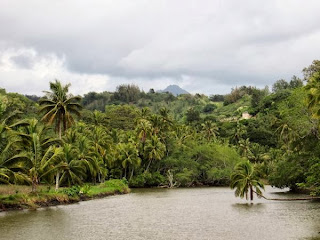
39, 80, 82, 139
230, 161, 264, 201
39, 80, 82, 189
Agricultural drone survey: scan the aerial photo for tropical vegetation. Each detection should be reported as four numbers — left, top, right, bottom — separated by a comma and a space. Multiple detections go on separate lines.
1, 60, 320, 204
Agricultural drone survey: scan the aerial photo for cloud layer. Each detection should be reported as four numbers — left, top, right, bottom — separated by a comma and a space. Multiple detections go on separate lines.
0, 0, 320, 95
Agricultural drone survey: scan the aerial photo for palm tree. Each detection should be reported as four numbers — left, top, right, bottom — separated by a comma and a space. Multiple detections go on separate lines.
305, 72, 320, 118
136, 119, 152, 143
11, 119, 63, 191
58, 144, 87, 186
0, 112, 30, 184
230, 161, 264, 201
39, 80, 82, 189
118, 142, 141, 179
39, 80, 82, 139
0, 140, 30, 184
238, 138, 253, 158
201, 121, 219, 142
144, 135, 166, 172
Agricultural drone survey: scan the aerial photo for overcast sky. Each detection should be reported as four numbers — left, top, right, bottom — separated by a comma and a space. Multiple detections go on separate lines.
0, 0, 319, 96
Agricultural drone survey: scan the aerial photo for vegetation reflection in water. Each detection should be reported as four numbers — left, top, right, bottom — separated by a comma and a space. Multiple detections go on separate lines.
1, 187, 320, 240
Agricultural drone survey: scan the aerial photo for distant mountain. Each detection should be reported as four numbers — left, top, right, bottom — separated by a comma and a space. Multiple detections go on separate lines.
158, 85, 189, 96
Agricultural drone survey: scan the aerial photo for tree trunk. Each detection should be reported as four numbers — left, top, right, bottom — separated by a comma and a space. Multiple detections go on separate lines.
58, 119, 62, 140
252, 189, 320, 201
124, 168, 127, 179
32, 177, 38, 192
145, 159, 152, 172
55, 171, 60, 191
130, 168, 134, 180
250, 185, 253, 201
56, 119, 62, 191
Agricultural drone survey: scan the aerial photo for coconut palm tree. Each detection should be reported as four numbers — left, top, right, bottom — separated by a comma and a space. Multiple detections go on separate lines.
118, 142, 141, 179
39, 80, 82, 188
201, 121, 219, 142
305, 72, 320, 118
39, 80, 82, 139
230, 161, 264, 201
136, 119, 152, 143
238, 138, 253, 158
11, 119, 63, 191
0, 140, 29, 184
58, 144, 87, 186
144, 135, 166, 172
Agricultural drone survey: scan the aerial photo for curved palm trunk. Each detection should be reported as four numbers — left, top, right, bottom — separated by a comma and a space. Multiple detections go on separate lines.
252, 189, 320, 201
145, 159, 152, 172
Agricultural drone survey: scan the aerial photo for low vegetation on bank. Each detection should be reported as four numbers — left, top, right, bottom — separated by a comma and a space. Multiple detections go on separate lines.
0, 179, 129, 211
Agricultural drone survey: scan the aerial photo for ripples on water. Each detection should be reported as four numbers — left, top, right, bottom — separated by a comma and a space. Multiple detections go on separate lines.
0, 186, 320, 240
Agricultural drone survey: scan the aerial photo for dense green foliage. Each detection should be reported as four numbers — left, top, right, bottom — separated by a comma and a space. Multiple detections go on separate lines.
1, 60, 320, 197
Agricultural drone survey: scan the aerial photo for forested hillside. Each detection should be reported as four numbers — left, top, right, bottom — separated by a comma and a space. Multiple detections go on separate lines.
1, 60, 320, 195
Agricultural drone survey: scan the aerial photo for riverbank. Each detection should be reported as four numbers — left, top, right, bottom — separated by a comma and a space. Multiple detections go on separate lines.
0, 179, 130, 211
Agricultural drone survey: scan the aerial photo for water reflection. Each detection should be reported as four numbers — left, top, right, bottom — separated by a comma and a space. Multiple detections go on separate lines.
0, 187, 320, 240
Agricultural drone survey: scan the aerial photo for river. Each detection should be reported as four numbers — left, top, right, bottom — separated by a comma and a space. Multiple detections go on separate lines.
0, 186, 320, 240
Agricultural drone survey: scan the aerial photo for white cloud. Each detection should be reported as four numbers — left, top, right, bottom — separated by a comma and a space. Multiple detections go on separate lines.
0, 0, 320, 95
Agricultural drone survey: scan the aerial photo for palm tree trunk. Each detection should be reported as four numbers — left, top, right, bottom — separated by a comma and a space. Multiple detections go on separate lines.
145, 159, 152, 172
32, 177, 38, 192
124, 168, 127, 179
58, 118, 62, 140
56, 118, 62, 191
55, 171, 60, 191
130, 168, 134, 180
250, 185, 253, 201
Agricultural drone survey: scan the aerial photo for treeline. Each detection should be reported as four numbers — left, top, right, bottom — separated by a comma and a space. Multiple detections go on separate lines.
1, 60, 320, 195
0, 81, 242, 190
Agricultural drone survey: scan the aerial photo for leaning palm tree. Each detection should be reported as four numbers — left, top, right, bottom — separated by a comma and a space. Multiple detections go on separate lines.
144, 135, 166, 172
39, 80, 82, 189
230, 161, 264, 201
39, 80, 82, 139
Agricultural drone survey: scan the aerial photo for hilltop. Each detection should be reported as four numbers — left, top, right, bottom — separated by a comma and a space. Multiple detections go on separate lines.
158, 85, 189, 96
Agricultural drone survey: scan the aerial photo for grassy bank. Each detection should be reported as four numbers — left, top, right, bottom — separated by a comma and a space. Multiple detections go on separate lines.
0, 179, 130, 211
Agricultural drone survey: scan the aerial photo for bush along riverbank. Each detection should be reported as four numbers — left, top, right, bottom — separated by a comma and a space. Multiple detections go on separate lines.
0, 179, 130, 211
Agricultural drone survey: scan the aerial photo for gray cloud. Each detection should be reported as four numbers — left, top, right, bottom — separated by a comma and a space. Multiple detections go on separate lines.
0, 0, 320, 96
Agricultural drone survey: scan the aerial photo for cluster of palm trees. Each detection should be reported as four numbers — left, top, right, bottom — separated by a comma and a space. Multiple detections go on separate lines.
0, 80, 224, 191
0, 81, 82, 191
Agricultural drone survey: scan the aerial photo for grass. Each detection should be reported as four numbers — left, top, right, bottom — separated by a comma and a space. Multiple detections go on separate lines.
0, 179, 130, 211
0, 184, 49, 195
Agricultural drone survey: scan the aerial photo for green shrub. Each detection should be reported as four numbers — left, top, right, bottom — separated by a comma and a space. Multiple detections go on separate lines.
61, 186, 80, 197
129, 172, 165, 187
